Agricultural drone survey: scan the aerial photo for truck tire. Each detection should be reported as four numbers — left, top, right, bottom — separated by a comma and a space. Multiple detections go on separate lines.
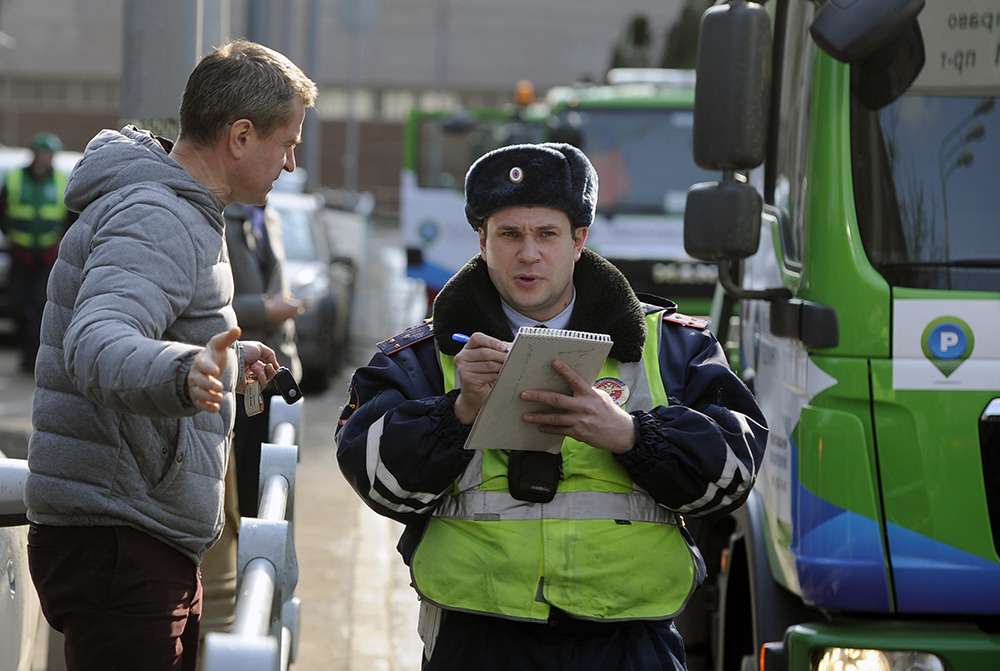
726, 491, 821, 667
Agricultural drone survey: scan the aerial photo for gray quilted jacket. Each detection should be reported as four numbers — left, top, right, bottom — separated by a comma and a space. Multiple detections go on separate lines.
25, 127, 239, 564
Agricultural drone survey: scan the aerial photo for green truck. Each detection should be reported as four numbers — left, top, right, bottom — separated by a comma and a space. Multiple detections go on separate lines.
545, 70, 717, 313
401, 70, 718, 314
681, 1, 1000, 670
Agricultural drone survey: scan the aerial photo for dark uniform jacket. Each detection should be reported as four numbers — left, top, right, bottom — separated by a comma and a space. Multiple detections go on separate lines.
336, 249, 768, 562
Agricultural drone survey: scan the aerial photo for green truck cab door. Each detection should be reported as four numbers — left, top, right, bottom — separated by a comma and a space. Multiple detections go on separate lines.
848, 0, 1000, 615
871, 293, 1000, 614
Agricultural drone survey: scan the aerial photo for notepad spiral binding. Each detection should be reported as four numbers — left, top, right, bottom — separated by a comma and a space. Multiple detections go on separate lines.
516, 327, 612, 341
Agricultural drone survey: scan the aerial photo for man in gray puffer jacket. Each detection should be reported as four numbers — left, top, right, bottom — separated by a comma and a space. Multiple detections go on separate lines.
25, 40, 317, 671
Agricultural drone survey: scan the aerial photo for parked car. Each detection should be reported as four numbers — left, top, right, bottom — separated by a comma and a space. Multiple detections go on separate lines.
0, 454, 44, 671
268, 191, 355, 391
0, 147, 83, 323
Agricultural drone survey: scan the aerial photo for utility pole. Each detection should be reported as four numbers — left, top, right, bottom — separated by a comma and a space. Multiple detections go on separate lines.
0, 0, 16, 145
338, 0, 378, 193
434, 0, 450, 92
247, 0, 270, 46
120, 0, 230, 137
303, 0, 322, 190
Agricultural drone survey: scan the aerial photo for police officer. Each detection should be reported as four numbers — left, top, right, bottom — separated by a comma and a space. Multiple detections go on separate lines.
0, 132, 75, 372
336, 143, 767, 670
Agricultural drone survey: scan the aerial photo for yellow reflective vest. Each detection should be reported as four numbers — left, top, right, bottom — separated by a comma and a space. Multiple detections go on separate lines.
3, 167, 68, 250
411, 310, 698, 622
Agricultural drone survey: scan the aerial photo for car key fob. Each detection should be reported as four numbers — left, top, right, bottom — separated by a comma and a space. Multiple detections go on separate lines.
265, 366, 303, 404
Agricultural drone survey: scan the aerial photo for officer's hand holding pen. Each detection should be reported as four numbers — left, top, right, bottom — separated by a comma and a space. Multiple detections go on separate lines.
451, 332, 510, 425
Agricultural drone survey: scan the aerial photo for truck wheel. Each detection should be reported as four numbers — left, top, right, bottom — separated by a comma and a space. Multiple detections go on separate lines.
715, 535, 754, 671
675, 515, 735, 671
725, 492, 823, 669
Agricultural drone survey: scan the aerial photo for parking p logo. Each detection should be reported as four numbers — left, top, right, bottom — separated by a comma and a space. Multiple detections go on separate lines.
921, 316, 975, 378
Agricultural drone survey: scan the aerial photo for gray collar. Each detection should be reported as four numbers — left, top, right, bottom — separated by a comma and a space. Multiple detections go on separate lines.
501, 291, 575, 332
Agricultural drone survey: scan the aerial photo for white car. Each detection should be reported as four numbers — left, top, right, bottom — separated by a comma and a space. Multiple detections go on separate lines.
0, 449, 44, 671
268, 191, 356, 391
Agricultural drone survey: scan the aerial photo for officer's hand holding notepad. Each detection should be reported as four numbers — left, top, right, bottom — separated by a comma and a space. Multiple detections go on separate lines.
463, 326, 613, 453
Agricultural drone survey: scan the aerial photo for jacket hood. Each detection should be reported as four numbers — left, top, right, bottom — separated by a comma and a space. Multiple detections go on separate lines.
432, 247, 650, 362
65, 126, 224, 226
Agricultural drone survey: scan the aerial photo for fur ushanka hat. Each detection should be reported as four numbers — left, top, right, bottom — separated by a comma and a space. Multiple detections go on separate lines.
463, 142, 599, 230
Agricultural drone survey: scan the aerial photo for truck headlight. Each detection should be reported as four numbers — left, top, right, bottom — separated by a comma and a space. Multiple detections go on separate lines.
815, 648, 946, 671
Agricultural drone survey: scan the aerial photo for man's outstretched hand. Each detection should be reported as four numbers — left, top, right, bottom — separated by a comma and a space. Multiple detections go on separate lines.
187, 327, 240, 413
186, 327, 279, 413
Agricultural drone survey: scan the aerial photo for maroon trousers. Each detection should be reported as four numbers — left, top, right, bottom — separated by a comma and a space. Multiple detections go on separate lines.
27, 524, 202, 671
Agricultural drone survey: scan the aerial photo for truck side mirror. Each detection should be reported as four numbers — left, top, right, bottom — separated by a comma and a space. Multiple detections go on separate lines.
546, 112, 583, 149
693, 0, 772, 171
441, 111, 478, 134
810, 0, 926, 110
809, 0, 923, 63
686, 0, 770, 264
852, 20, 925, 110
684, 176, 762, 261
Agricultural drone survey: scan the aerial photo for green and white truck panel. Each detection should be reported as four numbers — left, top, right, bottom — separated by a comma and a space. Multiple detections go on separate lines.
685, 0, 1000, 668
879, 294, 1000, 614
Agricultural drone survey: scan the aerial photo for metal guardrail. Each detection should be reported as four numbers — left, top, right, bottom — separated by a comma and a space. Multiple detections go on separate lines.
0, 394, 305, 669
204, 395, 303, 671
0, 457, 29, 527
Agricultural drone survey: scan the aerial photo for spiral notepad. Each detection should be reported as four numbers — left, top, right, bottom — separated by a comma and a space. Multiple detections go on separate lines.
463, 327, 613, 453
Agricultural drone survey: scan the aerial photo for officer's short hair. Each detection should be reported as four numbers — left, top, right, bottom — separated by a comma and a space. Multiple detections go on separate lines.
179, 40, 318, 146
464, 143, 599, 231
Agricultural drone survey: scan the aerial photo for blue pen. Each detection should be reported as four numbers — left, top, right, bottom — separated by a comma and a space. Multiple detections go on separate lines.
451, 333, 471, 344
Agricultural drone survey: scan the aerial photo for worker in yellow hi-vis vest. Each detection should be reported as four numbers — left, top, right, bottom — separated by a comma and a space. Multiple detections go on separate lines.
0, 133, 76, 373
336, 143, 769, 669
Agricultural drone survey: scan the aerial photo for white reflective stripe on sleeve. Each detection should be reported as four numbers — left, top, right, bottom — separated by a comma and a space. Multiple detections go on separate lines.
676, 432, 753, 514
365, 413, 438, 514
734, 413, 757, 478
435, 489, 678, 525
676, 484, 740, 515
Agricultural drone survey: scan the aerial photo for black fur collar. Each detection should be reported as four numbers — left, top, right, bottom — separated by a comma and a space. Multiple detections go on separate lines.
432, 248, 648, 362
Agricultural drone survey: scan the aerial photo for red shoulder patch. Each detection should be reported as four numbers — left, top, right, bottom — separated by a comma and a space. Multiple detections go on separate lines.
662, 312, 710, 330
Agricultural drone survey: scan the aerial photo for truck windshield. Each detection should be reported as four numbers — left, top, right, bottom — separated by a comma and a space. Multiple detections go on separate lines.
853, 94, 1000, 291
568, 107, 714, 215
417, 116, 543, 190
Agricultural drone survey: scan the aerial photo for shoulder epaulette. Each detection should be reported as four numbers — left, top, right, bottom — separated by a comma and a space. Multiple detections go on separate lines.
376, 320, 434, 356
637, 293, 676, 314
662, 312, 710, 330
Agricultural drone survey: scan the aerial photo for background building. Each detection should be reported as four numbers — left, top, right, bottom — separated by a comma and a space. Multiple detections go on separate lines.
0, 0, 690, 214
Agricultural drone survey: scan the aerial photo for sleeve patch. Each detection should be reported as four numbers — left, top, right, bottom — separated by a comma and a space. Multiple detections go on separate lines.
338, 382, 361, 429
662, 312, 710, 330
376, 321, 434, 356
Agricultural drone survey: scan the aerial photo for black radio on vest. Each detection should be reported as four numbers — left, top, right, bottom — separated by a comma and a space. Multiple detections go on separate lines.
508, 451, 562, 503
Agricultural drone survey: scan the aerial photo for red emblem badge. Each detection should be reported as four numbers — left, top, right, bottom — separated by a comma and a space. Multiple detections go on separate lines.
593, 377, 630, 407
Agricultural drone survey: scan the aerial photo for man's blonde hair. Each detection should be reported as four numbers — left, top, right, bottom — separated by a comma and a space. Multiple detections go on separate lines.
179, 40, 318, 145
